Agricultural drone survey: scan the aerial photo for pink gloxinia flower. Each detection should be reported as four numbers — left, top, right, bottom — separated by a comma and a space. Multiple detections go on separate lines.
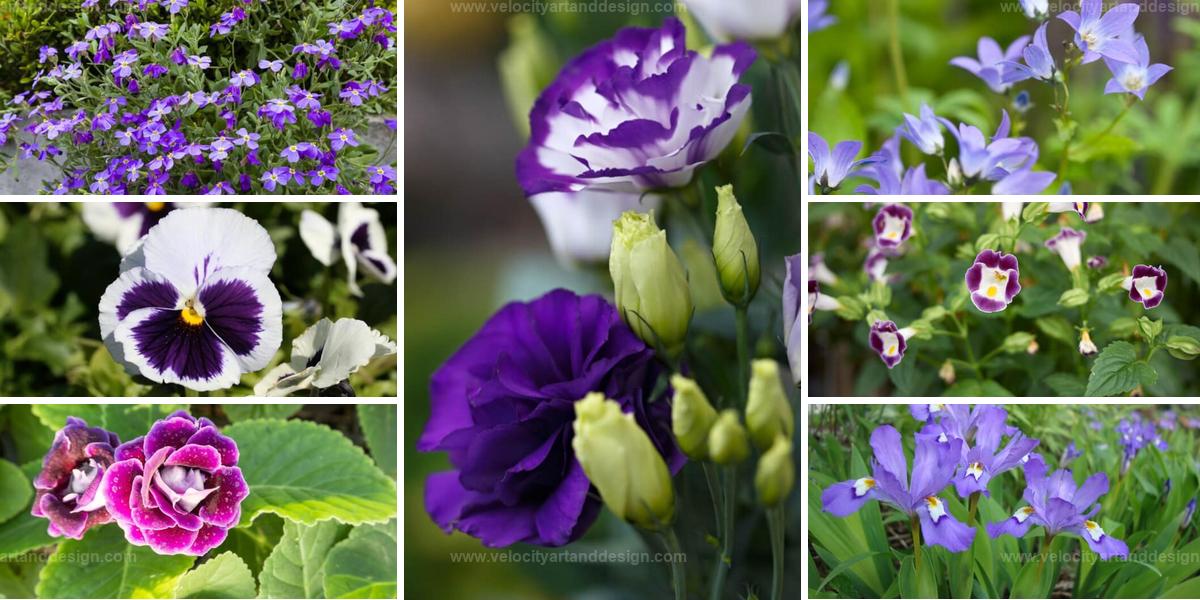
872, 204, 913, 249
966, 249, 1021, 313
101, 411, 248, 556
1122, 265, 1167, 309
32, 417, 120, 539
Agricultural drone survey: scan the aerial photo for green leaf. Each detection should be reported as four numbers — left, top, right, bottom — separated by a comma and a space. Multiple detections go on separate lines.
0, 459, 31, 524
740, 131, 794, 156
1022, 202, 1048, 223
1159, 237, 1200, 287
223, 420, 396, 526
35, 525, 194, 599
944, 380, 1013, 396
898, 555, 937, 599
357, 405, 396, 479
1043, 373, 1086, 397
1137, 316, 1163, 344
221, 514, 283, 580
1070, 133, 1139, 162
1086, 341, 1156, 396
1057, 288, 1089, 308
0, 219, 59, 314
1035, 316, 1076, 346
0, 559, 42, 600
2, 405, 55, 464
323, 520, 397, 599
1010, 556, 1054, 598
0, 507, 56, 560
222, 405, 302, 423
174, 553, 256, 599
816, 552, 892, 592
258, 520, 348, 599
1163, 577, 1200, 598
31, 405, 187, 442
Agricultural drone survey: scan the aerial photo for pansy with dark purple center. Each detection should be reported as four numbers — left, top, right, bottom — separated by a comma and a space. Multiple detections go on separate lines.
966, 249, 1021, 313
868, 320, 911, 369
1122, 264, 1167, 309
873, 204, 913, 249
31, 417, 120, 540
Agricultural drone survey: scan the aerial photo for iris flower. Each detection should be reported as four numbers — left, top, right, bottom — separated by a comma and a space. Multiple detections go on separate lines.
948, 411, 1039, 498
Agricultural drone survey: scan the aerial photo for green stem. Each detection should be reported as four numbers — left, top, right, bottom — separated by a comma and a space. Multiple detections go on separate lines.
661, 528, 687, 600
1037, 532, 1055, 582
1057, 72, 1074, 178
911, 515, 922, 573
767, 506, 786, 600
959, 492, 980, 599
967, 492, 980, 526
735, 305, 751, 407
886, 0, 908, 98
702, 462, 723, 538
710, 467, 737, 600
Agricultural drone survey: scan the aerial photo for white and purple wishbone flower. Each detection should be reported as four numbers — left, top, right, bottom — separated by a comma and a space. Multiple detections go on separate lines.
1059, 0, 1141, 65
869, 320, 913, 369
1122, 264, 1167, 309
1103, 36, 1172, 101
1048, 201, 1090, 219
807, 280, 840, 324
872, 204, 913, 249
950, 35, 1030, 94
98, 208, 282, 392
299, 202, 397, 296
254, 317, 397, 396
809, 133, 875, 192
515, 18, 754, 195
864, 247, 891, 283
1003, 22, 1056, 84
1045, 227, 1087, 271
82, 202, 210, 256
966, 249, 1021, 313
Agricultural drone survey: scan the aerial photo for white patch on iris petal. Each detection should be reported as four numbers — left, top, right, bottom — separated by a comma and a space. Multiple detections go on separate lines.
1084, 520, 1105, 542
925, 496, 947, 522
966, 462, 985, 480
880, 214, 906, 241
1014, 506, 1035, 523
1020, 453, 1031, 463
853, 477, 876, 497
877, 331, 900, 356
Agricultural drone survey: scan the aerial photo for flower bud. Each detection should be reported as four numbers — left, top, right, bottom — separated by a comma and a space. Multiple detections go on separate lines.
1027, 338, 1040, 354
938, 359, 956, 385
746, 359, 795, 451
712, 185, 760, 306
1002, 332, 1036, 354
708, 409, 750, 465
671, 374, 718, 459
1079, 329, 1098, 356
947, 158, 963, 187
610, 211, 693, 358
572, 392, 675, 531
754, 435, 795, 507
1166, 336, 1200, 360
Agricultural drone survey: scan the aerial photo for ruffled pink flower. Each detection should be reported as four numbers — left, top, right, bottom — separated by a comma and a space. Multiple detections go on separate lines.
32, 418, 120, 539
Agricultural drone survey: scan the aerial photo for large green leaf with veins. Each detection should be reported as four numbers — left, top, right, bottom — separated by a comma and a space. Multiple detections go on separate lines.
258, 520, 348, 599
35, 525, 194, 599
174, 552, 256, 599
322, 520, 397, 599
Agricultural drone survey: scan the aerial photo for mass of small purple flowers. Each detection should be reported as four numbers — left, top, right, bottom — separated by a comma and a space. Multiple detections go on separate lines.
0, 0, 397, 195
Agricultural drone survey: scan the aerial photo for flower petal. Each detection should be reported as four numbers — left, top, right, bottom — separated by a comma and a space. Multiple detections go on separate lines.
198, 466, 248, 527
141, 208, 276, 296
197, 266, 282, 373
187, 426, 239, 467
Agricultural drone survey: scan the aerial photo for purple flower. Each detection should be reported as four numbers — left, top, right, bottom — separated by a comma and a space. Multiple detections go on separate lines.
327, 128, 358, 151
1059, 0, 1141, 64
516, 18, 753, 195
1123, 265, 1167, 309
821, 425, 975, 552
864, 247, 892, 283
987, 459, 1128, 559
67, 41, 90, 61
187, 55, 211, 69
292, 61, 308, 79
809, 0, 836, 32
951, 412, 1039, 498
809, 133, 874, 192
868, 320, 910, 369
339, 82, 366, 106
31, 417, 120, 539
858, 164, 950, 195
966, 249, 1021, 313
288, 86, 322, 110
1185, 499, 1197, 528
941, 111, 1054, 194
900, 104, 945, 155
231, 69, 260, 88
135, 22, 168, 42
258, 59, 284, 73
261, 167, 287, 191
101, 411, 248, 556
233, 128, 259, 149
1103, 37, 1172, 100
306, 109, 331, 128
1003, 22, 1056, 83
143, 63, 168, 78
1060, 442, 1082, 466
39, 46, 58, 64
1044, 227, 1087, 271
951, 35, 1030, 93
781, 255, 803, 385
161, 0, 188, 15
111, 49, 138, 79
309, 165, 339, 186
873, 203, 913, 248
807, 279, 840, 325
418, 289, 683, 547
329, 18, 364, 39
280, 142, 317, 163
170, 48, 187, 65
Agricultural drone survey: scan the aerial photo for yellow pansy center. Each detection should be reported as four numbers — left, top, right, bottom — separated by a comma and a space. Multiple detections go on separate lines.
146, 202, 166, 212
180, 299, 204, 326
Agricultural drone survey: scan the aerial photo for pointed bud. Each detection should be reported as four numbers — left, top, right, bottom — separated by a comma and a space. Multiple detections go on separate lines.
609, 211, 693, 358
572, 393, 675, 531
746, 359, 795, 451
712, 185, 760, 306
671, 374, 718, 459
755, 435, 795, 507
708, 409, 749, 465
947, 158, 963, 187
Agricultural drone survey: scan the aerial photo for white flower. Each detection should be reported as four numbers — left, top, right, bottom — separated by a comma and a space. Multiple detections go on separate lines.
254, 318, 396, 396
529, 190, 660, 266
83, 202, 211, 256
299, 203, 396, 297
682, 0, 803, 41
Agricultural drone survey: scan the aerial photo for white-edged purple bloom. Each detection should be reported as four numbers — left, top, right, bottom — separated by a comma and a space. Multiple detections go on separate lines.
681, 0, 802, 42
298, 203, 396, 296
821, 425, 975, 552
1045, 227, 1087, 271
869, 320, 913, 369
864, 247, 891, 283
900, 104, 945, 155
810, 253, 838, 285
1122, 265, 1167, 309
806, 280, 840, 324
1020, 0, 1049, 19
1087, 256, 1107, 270
809, 0, 836, 32
873, 204, 913, 249
97, 208, 282, 391
966, 249, 1021, 313
516, 18, 754, 195
952, 413, 1039, 498
810, 133, 874, 192
1103, 37, 1172, 101
1059, 0, 1141, 64
253, 318, 396, 396
987, 459, 1129, 559
528, 189, 658, 266
951, 35, 1030, 93
782, 255, 803, 385
1003, 22, 1056, 84
1048, 201, 1090, 219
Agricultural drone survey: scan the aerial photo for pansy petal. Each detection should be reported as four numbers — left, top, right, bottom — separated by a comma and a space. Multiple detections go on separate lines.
115, 306, 243, 391
98, 267, 180, 371
197, 266, 282, 373
141, 208, 276, 297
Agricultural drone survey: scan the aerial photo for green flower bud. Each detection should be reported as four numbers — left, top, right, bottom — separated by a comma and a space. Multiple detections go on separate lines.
610, 211, 693, 358
865, 280, 892, 308
712, 185, 760, 306
746, 359, 795, 451
708, 409, 750, 465
572, 392, 675, 531
1098, 272, 1128, 292
921, 305, 948, 323
754, 435, 795, 507
1137, 316, 1163, 343
1002, 332, 1037, 354
1022, 202, 1049, 223
864, 309, 890, 326
1166, 336, 1200, 360
835, 295, 867, 320
670, 374, 718, 459
1058, 288, 1089, 308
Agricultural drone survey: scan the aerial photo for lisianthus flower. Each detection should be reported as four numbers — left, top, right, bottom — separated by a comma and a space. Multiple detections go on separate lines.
781, 254, 803, 385
806, 280, 840, 324
1020, 0, 1049, 19
254, 318, 396, 396
1122, 265, 1167, 309
516, 18, 754, 195
82, 202, 210, 256
951, 35, 1030, 93
966, 249, 1021, 313
298, 202, 396, 296
418, 289, 684, 547
1044, 227, 1086, 271
1103, 37, 1171, 101
1059, 0, 1140, 64
102, 411, 248, 555
809, 0, 836, 31
900, 104, 945, 155
97, 208, 282, 391
873, 204, 913, 249
809, 133, 874, 192
822, 425, 975, 552
527, 189, 658, 266
32, 417, 120, 539
1003, 21, 1056, 83
868, 320, 913, 369
988, 459, 1128, 559
810, 253, 838, 285
681, 0, 802, 42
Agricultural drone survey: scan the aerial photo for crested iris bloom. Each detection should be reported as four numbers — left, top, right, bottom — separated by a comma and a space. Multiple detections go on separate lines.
966, 250, 1021, 313
951, 413, 1039, 498
869, 320, 914, 369
821, 425, 975, 552
254, 317, 396, 396
809, 133, 873, 192
1103, 37, 1172, 100
32, 418, 120, 539
1044, 227, 1086, 271
781, 254, 803, 385
873, 204, 913, 249
1059, 0, 1140, 64
97, 208, 283, 391
951, 36, 1030, 93
101, 411, 248, 556
1122, 265, 1167, 309
987, 459, 1128, 559
516, 18, 754, 195
900, 104, 945, 155
418, 289, 684, 547
298, 202, 397, 296
1003, 22, 1055, 83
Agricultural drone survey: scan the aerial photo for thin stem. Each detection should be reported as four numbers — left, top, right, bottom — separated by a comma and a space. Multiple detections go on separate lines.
886, 0, 909, 98
710, 466, 737, 600
735, 305, 751, 407
702, 462, 723, 538
661, 528, 687, 600
1036, 532, 1055, 581
911, 515, 922, 573
967, 492, 980, 526
959, 492, 980, 598
767, 506, 786, 600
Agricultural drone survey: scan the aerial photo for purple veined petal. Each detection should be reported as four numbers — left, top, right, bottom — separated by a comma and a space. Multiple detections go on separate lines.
140, 208, 276, 297
820, 478, 879, 517
113, 306, 243, 391
808, 132, 831, 176
145, 417, 201, 457
917, 497, 975, 552
1097, 38, 1140, 65
1078, 520, 1129, 559
987, 506, 1037, 539
195, 266, 283, 373
869, 425, 909, 492
197, 466, 248, 528
98, 267, 181, 370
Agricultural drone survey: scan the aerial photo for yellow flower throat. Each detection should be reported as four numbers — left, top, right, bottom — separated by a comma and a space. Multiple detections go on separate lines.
180, 300, 204, 326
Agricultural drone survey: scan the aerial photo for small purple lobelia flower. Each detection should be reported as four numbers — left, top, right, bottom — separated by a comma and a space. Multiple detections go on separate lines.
101, 410, 248, 556
1044, 227, 1087, 271
809, 133, 874, 192
821, 425, 975, 552
418, 289, 684, 547
868, 320, 912, 369
1059, 0, 1141, 65
1003, 22, 1056, 84
951, 35, 1030, 94
987, 458, 1128, 559
872, 203, 913, 249
966, 250, 1021, 313
31, 418, 121, 540
1123, 265, 1167, 309
1103, 37, 1172, 101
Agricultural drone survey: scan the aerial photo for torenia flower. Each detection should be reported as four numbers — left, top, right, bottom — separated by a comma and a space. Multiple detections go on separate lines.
755, 436, 795, 507
822, 425, 975, 552
781, 255, 804, 385
682, 0, 802, 42
1045, 227, 1087, 271
83, 202, 208, 256
101, 411, 249, 556
1059, 0, 1141, 65
809, 133, 873, 192
671, 375, 718, 459
1003, 22, 1056, 83
1103, 37, 1172, 101
299, 203, 397, 296
529, 190, 659, 266
869, 320, 912, 369
746, 359, 795, 451
1088, 256, 1108, 269
873, 204, 913, 249
32, 418, 120, 539
1048, 201, 1090, 219
573, 393, 676, 531
807, 280, 841, 324
712, 185, 760, 305
950, 36, 1030, 93
609, 211, 693, 358
98, 208, 283, 391
810, 253, 838, 285
900, 104, 945, 155
254, 318, 396, 396
1079, 329, 1099, 356
865, 248, 890, 283
966, 250, 1021, 313
987, 459, 1128, 559
1122, 265, 1167, 309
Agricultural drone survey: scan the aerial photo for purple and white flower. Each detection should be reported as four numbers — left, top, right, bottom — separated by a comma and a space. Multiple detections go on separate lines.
810, 133, 874, 192
1122, 265, 1167, 309
807, 280, 840, 324
1103, 37, 1172, 101
966, 249, 1021, 313
253, 318, 397, 396
1087, 256, 1107, 270
1059, 0, 1141, 64
298, 203, 397, 296
810, 253, 838, 285
782, 255, 803, 385
873, 204, 913, 249
900, 104, 945, 155
31, 417, 120, 540
528, 189, 658, 266
681, 0, 802, 42
230, 69, 260, 88
1044, 227, 1087, 271
83, 202, 210, 256
1048, 201, 1090, 219
951, 36, 1030, 94
864, 247, 891, 283
1003, 22, 1056, 83
868, 320, 913, 369
951, 412, 1039, 498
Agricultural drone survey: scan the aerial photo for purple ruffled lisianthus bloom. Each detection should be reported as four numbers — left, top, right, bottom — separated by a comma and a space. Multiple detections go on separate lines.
101, 411, 248, 556
987, 458, 1129, 559
1045, 227, 1087, 271
31, 418, 121, 540
821, 425, 975, 552
516, 18, 754, 195
868, 320, 909, 369
1122, 264, 1167, 309
966, 249, 1021, 313
418, 289, 684, 548
872, 203, 913, 249
1059, 0, 1140, 65
1103, 37, 1172, 101
951, 35, 1030, 94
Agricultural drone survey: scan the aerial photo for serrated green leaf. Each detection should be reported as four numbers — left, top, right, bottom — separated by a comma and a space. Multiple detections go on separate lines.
323, 520, 397, 599
258, 520, 348, 599
35, 525, 194, 599
1086, 341, 1155, 396
357, 405, 396, 480
174, 552, 256, 599
0, 459, 31, 525
222, 405, 302, 423
224, 420, 396, 527
31, 405, 187, 443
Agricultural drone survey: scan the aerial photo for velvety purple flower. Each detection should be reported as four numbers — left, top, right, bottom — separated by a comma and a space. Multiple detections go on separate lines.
809, 133, 874, 192
1103, 37, 1171, 101
327, 128, 357, 151
161, 0, 188, 15
821, 425, 974, 552
231, 69, 260, 88
1059, 0, 1140, 64
1123, 265, 1167, 309
516, 18, 753, 195
987, 458, 1128, 559
170, 47, 187, 65
951, 35, 1030, 93
418, 289, 684, 547
900, 104, 945, 155
1044, 227, 1086, 271
868, 320, 911, 369
143, 63, 168, 78
966, 249, 1021, 313
1003, 21, 1056, 83
101, 411, 248, 556
873, 203, 913, 249
31, 417, 120, 539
